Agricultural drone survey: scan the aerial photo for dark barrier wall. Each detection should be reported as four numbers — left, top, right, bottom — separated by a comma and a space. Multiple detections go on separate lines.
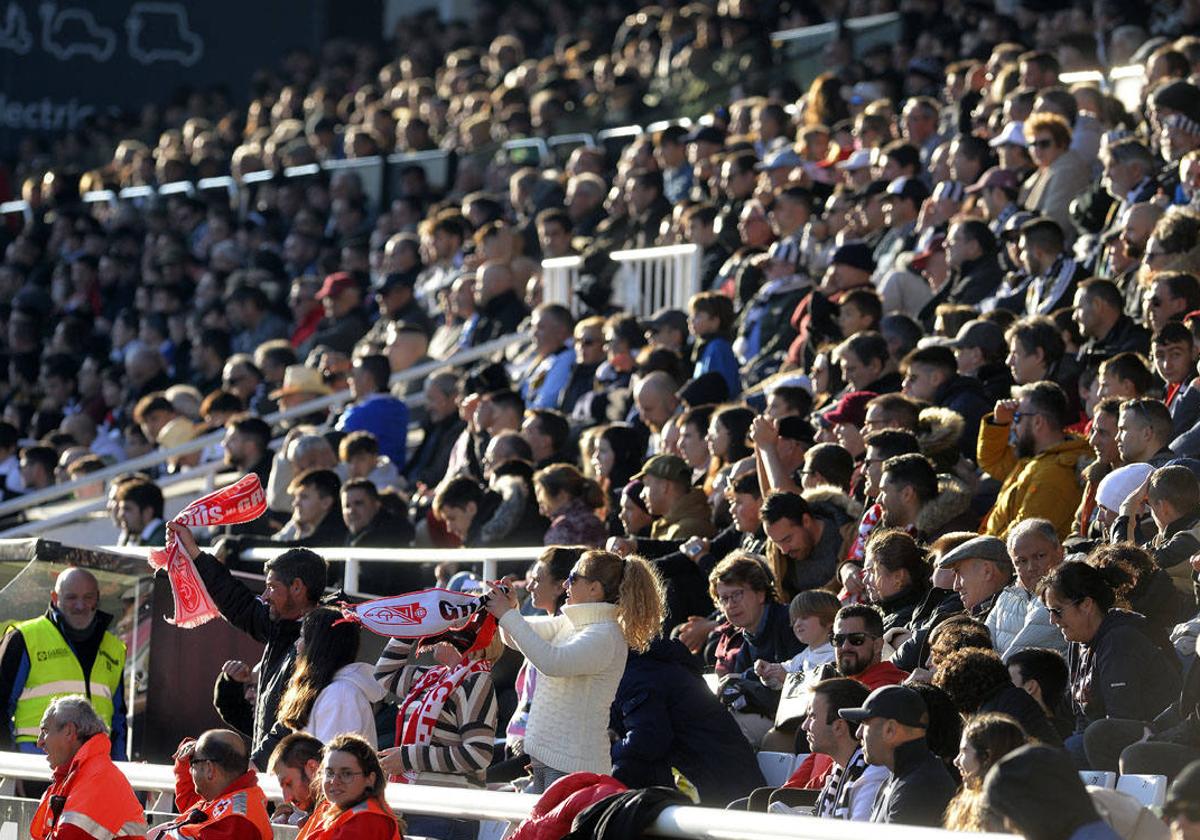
0, 0, 325, 152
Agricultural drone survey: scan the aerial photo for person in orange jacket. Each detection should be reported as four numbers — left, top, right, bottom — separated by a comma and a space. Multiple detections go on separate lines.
30, 695, 146, 840
296, 733, 402, 840
150, 730, 272, 840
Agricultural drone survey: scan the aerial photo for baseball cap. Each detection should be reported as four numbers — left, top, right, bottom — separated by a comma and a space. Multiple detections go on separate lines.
966, 167, 1020, 196
1165, 760, 1200, 818
316, 272, 359, 299
836, 148, 873, 171
885, 176, 930, 205
839, 685, 929, 728
910, 234, 946, 271
376, 272, 416, 294
643, 308, 688, 336
989, 121, 1027, 149
949, 320, 1007, 359
1000, 211, 1039, 241
633, 454, 692, 486
935, 535, 1013, 571
829, 242, 876, 274
821, 391, 877, 428
757, 147, 803, 171
685, 125, 726, 146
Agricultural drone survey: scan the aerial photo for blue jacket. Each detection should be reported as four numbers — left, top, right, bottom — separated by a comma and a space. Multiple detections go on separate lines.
336, 393, 410, 471
693, 336, 740, 397
610, 638, 764, 805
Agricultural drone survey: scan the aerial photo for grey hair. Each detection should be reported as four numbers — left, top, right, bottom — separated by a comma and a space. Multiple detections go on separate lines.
44, 695, 107, 739
428, 371, 459, 398
1005, 518, 1060, 551
289, 434, 334, 463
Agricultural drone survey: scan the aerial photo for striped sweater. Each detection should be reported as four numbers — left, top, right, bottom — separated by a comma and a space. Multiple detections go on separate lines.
373, 638, 498, 787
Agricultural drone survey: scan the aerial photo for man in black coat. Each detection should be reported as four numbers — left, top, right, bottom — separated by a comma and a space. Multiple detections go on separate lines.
170, 522, 327, 769
341, 478, 423, 596
610, 638, 765, 805
840, 685, 957, 826
470, 261, 529, 347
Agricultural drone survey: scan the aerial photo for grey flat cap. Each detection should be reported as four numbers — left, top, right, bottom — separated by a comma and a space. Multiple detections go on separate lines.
936, 535, 1012, 571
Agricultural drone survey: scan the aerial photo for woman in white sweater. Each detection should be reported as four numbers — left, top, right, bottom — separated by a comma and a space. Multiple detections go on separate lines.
486, 549, 665, 792
274, 606, 384, 746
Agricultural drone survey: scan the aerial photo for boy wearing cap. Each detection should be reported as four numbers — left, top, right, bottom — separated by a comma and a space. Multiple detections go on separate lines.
839, 684, 956, 826
949, 319, 1014, 404
873, 177, 928, 281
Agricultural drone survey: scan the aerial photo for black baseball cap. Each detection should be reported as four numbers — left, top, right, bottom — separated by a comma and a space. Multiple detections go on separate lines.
838, 685, 928, 728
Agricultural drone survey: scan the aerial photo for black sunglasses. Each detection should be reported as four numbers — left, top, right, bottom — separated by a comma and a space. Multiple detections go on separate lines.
831, 632, 876, 647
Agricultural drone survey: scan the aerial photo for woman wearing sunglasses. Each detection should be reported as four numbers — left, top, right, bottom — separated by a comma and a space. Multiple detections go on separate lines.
295, 733, 401, 840
485, 549, 665, 793
1038, 560, 1180, 770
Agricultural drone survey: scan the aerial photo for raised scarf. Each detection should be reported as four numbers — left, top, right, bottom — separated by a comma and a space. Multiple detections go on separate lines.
147, 473, 267, 628
392, 656, 492, 783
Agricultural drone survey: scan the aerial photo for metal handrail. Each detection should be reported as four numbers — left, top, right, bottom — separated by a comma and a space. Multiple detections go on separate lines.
0, 333, 528, 519
0, 751, 1009, 839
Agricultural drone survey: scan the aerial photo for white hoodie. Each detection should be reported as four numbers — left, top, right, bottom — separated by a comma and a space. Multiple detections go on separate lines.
309, 662, 385, 746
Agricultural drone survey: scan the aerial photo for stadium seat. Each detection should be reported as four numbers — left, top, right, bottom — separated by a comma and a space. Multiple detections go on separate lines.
1080, 770, 1117, 789
1115, 774, 1168, 808
757, 751, 799, 787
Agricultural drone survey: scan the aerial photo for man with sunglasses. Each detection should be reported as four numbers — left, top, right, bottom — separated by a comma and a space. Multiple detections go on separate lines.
978, 381, 1091, 539
824, 605, 907, 690
153, 729, 272, 840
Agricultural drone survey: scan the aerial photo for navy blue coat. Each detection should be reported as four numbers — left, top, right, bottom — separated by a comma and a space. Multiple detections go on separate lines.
610, 638, 765, 805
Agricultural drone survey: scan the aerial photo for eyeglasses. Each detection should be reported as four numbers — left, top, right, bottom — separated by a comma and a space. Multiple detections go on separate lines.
566, 571, 592, 587
1031, 139, 1056, 149
1012, 411, 1043, 424
322, 769, 363, 783
1046, 599, 1079, 619
831, 632, 876, 647
190, 757, 216, 768
717, 588, 747, 606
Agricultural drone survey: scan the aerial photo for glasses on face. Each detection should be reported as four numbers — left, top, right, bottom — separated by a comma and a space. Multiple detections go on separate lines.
1031, 138, 1055, 150
1012, 411, 1042, 424
566, 571, 592, 588
1046, 599, 1079, 619
717, 588, 746, 607
323, 769, 363, 783
831, 632, 876, 647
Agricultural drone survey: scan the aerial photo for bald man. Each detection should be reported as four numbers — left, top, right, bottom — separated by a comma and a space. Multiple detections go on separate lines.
152, 729, 272, 840
0, 567, 128, 758
634, 371, 682, 452
470, 260, 530, 346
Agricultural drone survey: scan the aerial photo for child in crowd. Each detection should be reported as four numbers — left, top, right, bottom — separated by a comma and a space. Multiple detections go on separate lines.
338, 430, 399, 489
754, 589, 840, 689
688, 291, 741, 396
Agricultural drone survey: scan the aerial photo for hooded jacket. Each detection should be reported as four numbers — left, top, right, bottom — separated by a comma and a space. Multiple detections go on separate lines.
303, 662, 384, 746
914, 473, 979, 542
610, 638, 764, 805
978, 417, 1091, 539
649, 488, 717, 541
1069, 609, 1181, 732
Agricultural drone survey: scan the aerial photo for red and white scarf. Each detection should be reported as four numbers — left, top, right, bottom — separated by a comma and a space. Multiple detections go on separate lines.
148, 473, 267, 628
342, 588, 498, 646
392, 656, 492, 784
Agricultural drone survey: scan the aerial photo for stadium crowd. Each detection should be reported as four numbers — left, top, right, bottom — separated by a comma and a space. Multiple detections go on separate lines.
11, 0, 1200, 838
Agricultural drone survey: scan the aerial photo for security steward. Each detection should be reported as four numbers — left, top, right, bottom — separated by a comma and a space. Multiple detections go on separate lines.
150, 729, 272, 840
30, 695, 146, 840
0, 568, 127, 758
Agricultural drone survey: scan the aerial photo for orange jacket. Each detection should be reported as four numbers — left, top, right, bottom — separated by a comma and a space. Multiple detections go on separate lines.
295, 798, 401, 840
30, 734, 146, 840
153, 758, 272, 840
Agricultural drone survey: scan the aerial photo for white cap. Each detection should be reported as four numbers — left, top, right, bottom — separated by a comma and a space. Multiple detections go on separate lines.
989, 121, 1027, 148
768, 375, 813, 396
1095, 462, 1155, 512
836, 148, 873, 171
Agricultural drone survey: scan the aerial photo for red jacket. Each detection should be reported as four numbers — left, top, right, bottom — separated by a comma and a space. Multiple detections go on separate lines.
30, 734, 146, 840
510, 773, 628, 840
162, 757, 272, 840
856, 660, 909, 690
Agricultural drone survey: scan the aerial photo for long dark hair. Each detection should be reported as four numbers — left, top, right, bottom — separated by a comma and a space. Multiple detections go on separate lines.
537, 545, 584, 613
714, 405, 755, 464
277, 606, 360, 729
599, 423, 646, 490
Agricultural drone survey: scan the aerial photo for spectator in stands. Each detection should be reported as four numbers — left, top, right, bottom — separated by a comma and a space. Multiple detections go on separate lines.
877, 451, 975, 543
158, 729, 273, 840
900, 345, 989, 456
1020, 114, 1092, 246
992, 519, 1068, 659
267, 733, 322, 826
471, 261, 529, 346
433, 475, 546, 548
937, 535, 1014, 622
829, 604, 909, 689
800, 677, 891, 820
485, 549, 664, 792
944, 713, 1029, 832
1152, 322, 1200, 436
933, 647, 1061, 745
114, 478, 165, 546
761, 489, 856, 601
688, 292, 740, 396
1116, 398, 1178, 468
337, 430, 399, 490
861, 529, 930, 635
304, 273, 369, 356
533, 464, 607, 547
29, 696, 146, 840
301, 734, 402, 840
839, 684, 957, 826
1147, 272, 1200, 335
405, 372, 465, 489
335, 354, 409, 471
281, 469, 348, 548
1039, 560, 1181, 768
222, 415, 274, 490
1073, 279, 1151, 360
518, 304, 575, 409
1097, 353, 1156, 402
342, 478, 413, 549
591, 423, 647, 534
754, 589, 840, 690
1112, 465, 1200, 609
560, 316, 606, 414
631, 454, 716, 542
978, 382, 1091, 538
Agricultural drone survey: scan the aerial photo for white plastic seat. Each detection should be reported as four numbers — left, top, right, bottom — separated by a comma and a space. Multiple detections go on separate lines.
1115, 773, 1168, 808
757, 751, 798, 787
1080, 770, 1117, 789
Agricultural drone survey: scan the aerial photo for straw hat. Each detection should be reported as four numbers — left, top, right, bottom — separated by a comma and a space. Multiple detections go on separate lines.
156, 417, 199, 448
269, 365, 333, 400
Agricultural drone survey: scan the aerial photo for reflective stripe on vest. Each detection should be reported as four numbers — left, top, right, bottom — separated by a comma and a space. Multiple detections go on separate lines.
13, 616, 126, 742
58, 809, 147, 840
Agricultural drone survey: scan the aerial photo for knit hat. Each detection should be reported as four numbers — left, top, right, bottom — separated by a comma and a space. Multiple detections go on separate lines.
1153, 80, 1200, 133
829, 242, 876, 274
821, 390, 877, 428
1095, 462, 1155, 512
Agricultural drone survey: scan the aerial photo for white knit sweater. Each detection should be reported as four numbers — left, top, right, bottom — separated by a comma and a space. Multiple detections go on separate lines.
498, 602, 627, 774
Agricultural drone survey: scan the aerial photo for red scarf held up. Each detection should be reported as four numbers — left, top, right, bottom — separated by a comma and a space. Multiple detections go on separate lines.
148, 473, 268, 628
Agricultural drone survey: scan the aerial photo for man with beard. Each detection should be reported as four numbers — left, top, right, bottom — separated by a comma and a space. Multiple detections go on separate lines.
761, 491, 856, 602
168, 520, 326, 769
267, 732, 322, 826
825, 605, 908, 689
978, 381, 1091, 539
801, 678, 890, 820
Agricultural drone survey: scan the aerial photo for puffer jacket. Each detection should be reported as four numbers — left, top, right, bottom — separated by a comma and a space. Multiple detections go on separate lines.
1069, 609, 1181, 733
915, 473, 979, 540
510, 773, 628, 840
649, 488, 717, 541
986, 584, 1069, 660
978, 417, 1091, 539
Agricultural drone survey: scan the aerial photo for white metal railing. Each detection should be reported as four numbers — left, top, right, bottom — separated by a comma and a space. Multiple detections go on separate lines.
541, 255, 584, 315
0, 332, 528, 522
102, 545, 545, 595
0, 751, 1008, 840
611, 243, 701, 317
